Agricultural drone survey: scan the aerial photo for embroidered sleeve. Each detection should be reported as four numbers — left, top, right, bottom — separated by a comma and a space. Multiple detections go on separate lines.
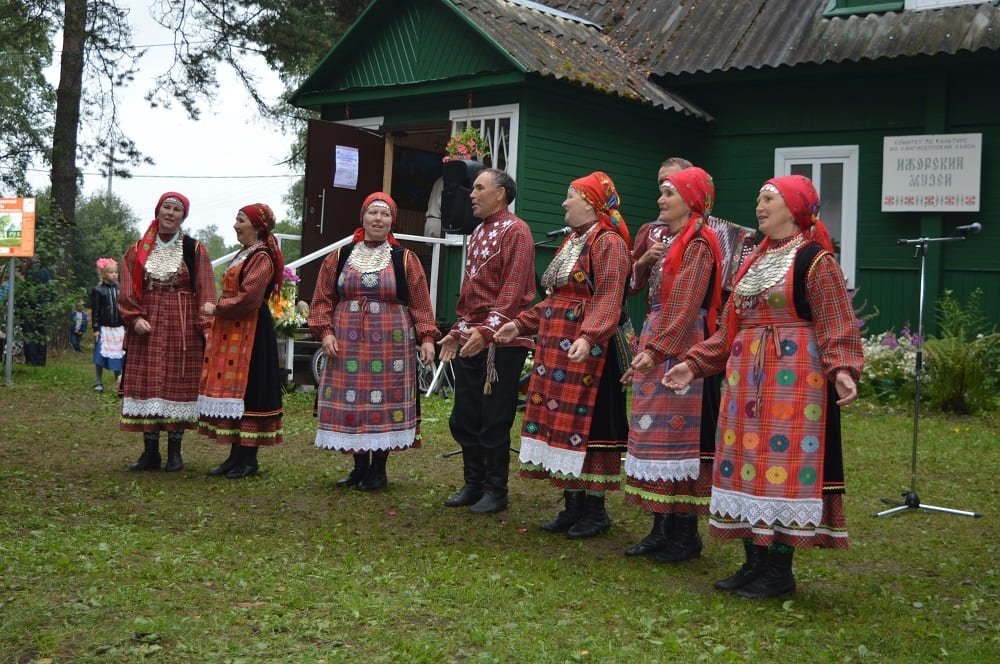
807, 253, 864, 381
579, 231, 630, 347
683, 298, 733, 378
644, 239, 713, 365
193, 243, 218, 332
477, 222, 536, 343
214, 252, 273, 319
116, 244, 147, 325
308, 249, 341, 340
404, 249, 441, 342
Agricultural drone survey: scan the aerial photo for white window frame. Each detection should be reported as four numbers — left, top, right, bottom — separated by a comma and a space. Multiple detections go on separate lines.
774, 145, 859, 288
905, 0, 983, 10
448, 103, 520, 181
336, 116, 384, 130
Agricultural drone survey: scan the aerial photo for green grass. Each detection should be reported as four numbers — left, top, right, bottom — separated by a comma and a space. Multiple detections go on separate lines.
1, 352, 998, 662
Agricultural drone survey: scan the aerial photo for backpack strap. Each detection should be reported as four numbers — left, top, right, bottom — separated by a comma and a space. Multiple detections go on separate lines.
792, 241, 827, 322
334, 242, 409, 305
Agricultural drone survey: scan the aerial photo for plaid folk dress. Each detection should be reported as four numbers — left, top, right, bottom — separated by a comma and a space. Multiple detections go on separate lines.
625, 228, 720, 515
518, 227, 631, 491
119, 236, 216, 432
311, 243, 438, 453
685, 236, 863, 549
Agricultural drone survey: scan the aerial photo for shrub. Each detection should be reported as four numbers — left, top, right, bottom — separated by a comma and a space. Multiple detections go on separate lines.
860, 326, 920, 403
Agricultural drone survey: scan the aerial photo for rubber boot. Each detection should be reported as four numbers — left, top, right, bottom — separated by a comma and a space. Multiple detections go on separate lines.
208, 443, 240, 477
336, 453, 370, 488
653, 513, 702, 562
714, 540, 769, 591
566, 493, 611, 539
444, 446, 485, 507
357, 452, 388, 491
540, 490, 586, 532
226, 446, 259, 479
128, 433, 161, 471
736, 546, 796, 598
625, 513, 673, 557
164, 433, 184, 472
469, 446, 509, 513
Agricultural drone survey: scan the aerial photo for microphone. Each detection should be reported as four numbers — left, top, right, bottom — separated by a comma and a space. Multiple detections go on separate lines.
546, 226, 572, 238
956, 222, 982, 235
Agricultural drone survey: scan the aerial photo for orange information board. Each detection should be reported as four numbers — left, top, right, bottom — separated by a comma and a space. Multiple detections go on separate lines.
0, 198, 36, 258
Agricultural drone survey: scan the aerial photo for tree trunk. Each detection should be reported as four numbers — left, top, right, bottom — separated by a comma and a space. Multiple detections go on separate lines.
50, 0, 87, 276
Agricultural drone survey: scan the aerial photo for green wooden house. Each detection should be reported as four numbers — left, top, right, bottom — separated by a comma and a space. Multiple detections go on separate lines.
290, 0, 1000, 333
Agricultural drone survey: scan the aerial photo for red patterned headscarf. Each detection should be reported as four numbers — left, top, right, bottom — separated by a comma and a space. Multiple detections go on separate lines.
570, 171, 631, 248
658, 167, 724, 334
133, 191, 190, 298
352, 191, 400, 246
239, 202, 284, 295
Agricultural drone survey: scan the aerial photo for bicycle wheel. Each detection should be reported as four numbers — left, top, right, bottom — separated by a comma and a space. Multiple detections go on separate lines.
311, 348, 327, 385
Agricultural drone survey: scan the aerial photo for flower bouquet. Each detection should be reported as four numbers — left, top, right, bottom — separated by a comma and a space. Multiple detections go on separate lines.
443, 126, 491, 162
270, 267, 307, 337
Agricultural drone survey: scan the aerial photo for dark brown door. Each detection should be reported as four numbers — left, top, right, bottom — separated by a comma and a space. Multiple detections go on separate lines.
300, 118, 385, 301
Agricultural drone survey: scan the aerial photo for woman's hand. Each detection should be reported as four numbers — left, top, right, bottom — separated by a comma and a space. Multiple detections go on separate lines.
567, 337, 592, 363
834, 371, 858, 406
630, 350, 655, 373
419, 340, 436, 365
493, 321, 519, 344
637, 242, 667, 271
322, 333, 339, 358
202, 302, 216, 316
134, 317, 151, 335
438, 335, 459, 363
662, 361, 693, 391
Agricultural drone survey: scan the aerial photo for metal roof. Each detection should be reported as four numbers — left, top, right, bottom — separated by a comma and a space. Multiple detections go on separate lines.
540, 0, 1000, 75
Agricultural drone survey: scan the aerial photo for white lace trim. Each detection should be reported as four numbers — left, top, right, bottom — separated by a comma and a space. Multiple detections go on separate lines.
314, 427, 416, 452
518, 436, 585, 477
708, 519, 848, 541
122, 397, 199, 420
197, 395, 245, 420
709, 486, 822, 528
624, 455, 699, 482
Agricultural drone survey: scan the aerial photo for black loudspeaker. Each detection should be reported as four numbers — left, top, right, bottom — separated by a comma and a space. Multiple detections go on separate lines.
441, 159, 484, 234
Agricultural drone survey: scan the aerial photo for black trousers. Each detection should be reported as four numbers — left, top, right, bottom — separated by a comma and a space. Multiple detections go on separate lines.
449, 345, 529, 450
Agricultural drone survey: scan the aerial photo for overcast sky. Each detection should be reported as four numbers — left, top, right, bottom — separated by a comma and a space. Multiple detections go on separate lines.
35, 0, 304, 247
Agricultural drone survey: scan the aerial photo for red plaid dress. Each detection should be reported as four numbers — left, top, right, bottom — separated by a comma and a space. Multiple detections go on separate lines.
518, 228, 631, 490
686, 239, 863, 549
625, 234, 717, 515
310, 244, 438, 452
119, 237, 216, 432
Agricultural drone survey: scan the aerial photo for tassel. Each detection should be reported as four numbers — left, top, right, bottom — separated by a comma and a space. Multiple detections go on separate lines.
483, 343, 498, 395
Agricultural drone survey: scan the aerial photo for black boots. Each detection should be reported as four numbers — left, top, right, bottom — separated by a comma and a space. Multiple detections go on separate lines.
714, 539, 769, 591
128, 434, 161, 471
540, 490, 587, 532
209, 443, 240, 477
226, 445, 259, 479
735, 546, 796, 599
469, 446, 509, 514
164, 434, 184, 472
566, 494, 611, 539
625, 513, 673, 557
357, 453, 388, 491
337, 453, 371, 488
653, 514, 702, 563
444, 447, 485, 507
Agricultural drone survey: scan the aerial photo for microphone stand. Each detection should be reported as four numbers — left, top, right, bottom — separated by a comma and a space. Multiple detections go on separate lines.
874, 229, 982, 518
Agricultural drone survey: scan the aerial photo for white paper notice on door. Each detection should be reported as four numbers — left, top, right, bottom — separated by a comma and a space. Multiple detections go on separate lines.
333, 145, 359, 190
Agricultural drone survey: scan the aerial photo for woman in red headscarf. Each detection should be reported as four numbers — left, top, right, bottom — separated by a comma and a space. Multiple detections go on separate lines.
622, 166, 724, 563
308, 192, 439, 491
494, 171, 632, 539
197, 203, 285, 479
664, 175, 863, 598
119, 191, 217, 473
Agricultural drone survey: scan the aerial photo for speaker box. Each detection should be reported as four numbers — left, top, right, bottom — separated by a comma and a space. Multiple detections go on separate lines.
441, 159, 485, 235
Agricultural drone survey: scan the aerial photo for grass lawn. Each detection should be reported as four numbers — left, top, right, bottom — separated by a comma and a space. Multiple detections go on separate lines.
1, 351, 998, 662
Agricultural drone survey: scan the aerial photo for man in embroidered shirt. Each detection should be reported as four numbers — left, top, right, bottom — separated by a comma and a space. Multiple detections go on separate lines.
439, 168, 536, 514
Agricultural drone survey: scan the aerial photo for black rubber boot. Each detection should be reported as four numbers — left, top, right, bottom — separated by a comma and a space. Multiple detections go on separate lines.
226, 446, 259, 479
625, 513, 673, 557
540, 490, 586, 532
128, 433, 161, 471
566, 493, 611, 539
714, 540, 768, 590
208, 443, 240, 477
653, 513, 702, 563
469, 446, 509, 514
357, 452, 388, 491
736, 546, 796, 599
164, 432, 184, 472
336, 453, 370, 488
444, 447, 484, 507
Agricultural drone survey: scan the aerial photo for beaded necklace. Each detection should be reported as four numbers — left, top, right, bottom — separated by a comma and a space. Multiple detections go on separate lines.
146, 233, 185, 282
541, 223, 597, 291
347, 240, 392, 274
732, 233, 805, 310
227, 240, 264, 270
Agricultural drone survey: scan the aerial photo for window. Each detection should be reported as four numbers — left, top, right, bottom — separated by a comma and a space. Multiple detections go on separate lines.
774, 145, 860, 288
449, 104, 520, 180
